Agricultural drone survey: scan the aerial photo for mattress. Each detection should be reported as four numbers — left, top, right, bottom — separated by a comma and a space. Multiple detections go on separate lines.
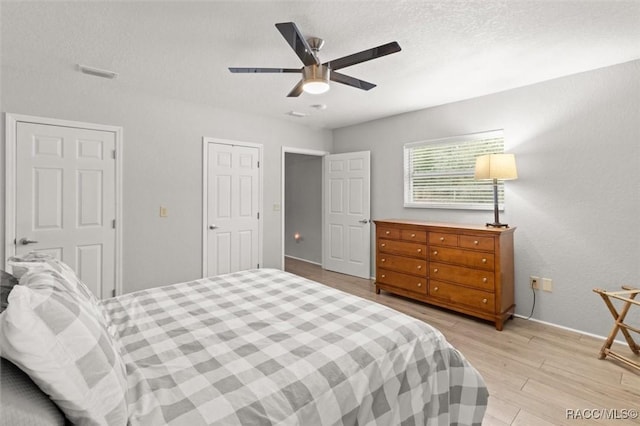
102, 268, 488, 425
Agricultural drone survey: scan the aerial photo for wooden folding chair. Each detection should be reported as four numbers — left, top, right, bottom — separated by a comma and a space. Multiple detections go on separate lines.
592, 285, 640, 372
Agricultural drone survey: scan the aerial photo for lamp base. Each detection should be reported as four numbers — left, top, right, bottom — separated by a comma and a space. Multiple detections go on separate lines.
486, 222, 509, 228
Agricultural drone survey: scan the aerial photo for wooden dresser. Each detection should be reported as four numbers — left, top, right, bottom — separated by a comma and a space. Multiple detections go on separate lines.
374, 219, 515, 330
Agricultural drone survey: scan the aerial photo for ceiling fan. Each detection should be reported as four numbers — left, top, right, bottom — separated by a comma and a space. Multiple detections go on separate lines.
229, 22, 401, 97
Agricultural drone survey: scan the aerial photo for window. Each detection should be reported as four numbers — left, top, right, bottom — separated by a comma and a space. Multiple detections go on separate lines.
404, 130, 504, 210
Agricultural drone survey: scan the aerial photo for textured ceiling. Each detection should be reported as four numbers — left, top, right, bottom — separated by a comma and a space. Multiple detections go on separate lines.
2, 1, 640, 129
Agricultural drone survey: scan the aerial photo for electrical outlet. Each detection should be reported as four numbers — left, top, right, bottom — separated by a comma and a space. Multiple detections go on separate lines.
542, 278, 553, 292
530, 276, 540, 290
159, 206, 168, 217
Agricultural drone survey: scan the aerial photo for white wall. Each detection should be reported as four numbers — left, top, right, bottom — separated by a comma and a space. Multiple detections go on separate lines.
284, 153, 323, 264
0, 66, 332, 293
333, 60, 640, 337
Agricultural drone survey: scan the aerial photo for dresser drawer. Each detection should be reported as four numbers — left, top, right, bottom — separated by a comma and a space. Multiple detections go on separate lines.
378, 227, 400, 240
401, 229, 427, 243
377, 253, 426, 276
377, 269, 427, 294
429, 232, 458, 247
430, 247, 494, 270
429, 280, 495, 313
430, 262, 494, 291
378, 239, 426, 258
459, 235, 495, 251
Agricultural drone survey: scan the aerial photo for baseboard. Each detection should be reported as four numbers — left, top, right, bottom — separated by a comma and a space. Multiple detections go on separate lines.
284, 255, 322, 266
512, 313, 626, 346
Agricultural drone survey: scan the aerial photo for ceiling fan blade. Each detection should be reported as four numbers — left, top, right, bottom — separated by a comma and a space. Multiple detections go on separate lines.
330, 71, 376, 91
229, 67, 300, 73
287, 80, 305, 97
325, 41, 401, 71
275, 22, 320, 67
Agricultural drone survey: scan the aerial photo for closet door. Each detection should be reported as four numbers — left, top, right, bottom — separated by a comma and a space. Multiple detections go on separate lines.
14, 121, 117, 298
206, 142, 261, 276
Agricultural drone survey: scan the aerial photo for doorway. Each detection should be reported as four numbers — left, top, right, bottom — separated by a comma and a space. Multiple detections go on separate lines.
281, 147, 328, 270
281, 148, 371, 279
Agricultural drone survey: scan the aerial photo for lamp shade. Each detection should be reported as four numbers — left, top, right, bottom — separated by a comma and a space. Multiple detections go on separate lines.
474, 154, 518, 180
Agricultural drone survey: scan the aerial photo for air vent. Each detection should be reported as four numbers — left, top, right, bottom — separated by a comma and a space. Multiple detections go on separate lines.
77, 64, 118, 79
287, 111, 307, 118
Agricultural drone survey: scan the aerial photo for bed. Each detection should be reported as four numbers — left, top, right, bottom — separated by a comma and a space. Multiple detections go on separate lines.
1, 254, 488, 425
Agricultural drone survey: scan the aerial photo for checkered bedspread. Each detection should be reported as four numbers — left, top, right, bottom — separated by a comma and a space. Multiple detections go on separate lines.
101, 269, 488, 425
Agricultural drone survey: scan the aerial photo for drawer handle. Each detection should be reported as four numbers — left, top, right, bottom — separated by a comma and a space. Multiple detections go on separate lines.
381, 274, 386, 278
417, 283, 422, 287
434, 286, 439, 292
385, 231, 390, 235
482, 258, 487, 263
433, 268, 438, 273
482, 298, 488, 304
482, 277, 488, 283
440, 237, 445, 242
381, 258, 386, 262
417, 248, 422, 253
474, 240, 479, 245
417, 265, 422, 270
381, 243, 386, 247
411, 233, 416, 238
433, 250, 438, 255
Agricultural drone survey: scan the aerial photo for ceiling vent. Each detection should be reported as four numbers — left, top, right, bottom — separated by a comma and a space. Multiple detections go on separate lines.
77, 64, 118, 79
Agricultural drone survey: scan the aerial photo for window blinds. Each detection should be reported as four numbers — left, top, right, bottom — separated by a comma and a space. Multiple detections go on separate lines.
404, 131, 504, 209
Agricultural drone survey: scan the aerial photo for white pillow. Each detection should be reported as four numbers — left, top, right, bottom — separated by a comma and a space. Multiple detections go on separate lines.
0, 269, 128, 425
7, 252, 111, 329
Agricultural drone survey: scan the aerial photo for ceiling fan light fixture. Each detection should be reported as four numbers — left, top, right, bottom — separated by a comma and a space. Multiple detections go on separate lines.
302, 64, 330, 94
303, 81, 330, 95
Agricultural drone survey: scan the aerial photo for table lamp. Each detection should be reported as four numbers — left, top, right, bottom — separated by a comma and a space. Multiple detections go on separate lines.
474, 153, 518, 228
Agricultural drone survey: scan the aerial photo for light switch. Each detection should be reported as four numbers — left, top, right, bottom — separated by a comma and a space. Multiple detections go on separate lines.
160, 206, 168, 217
273, 203, 281, 212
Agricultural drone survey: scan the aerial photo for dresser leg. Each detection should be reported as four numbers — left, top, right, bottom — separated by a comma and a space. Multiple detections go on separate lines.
495, 319, 504, 331
375, 285, 381, 295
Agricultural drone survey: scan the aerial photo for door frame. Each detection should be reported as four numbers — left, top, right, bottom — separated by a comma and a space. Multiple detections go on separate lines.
280, 147, 329, 270
202, 137, 264, 278
4, 113, 124, 295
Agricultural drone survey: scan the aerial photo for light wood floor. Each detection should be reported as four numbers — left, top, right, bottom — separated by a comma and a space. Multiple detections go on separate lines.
285, 257, 640, 426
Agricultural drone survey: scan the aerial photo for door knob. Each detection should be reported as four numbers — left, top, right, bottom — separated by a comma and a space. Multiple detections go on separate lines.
19, 238, 39, 245
358, 219, 369, 224
209, 225, 218, 230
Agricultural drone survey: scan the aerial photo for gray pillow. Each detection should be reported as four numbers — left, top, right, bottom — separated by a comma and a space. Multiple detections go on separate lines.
0, 270, 18, 313
0, 357, 67, 425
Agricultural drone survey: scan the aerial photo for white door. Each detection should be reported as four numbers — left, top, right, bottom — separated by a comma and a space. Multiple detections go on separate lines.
323, 151, 371, 279
206, 142, 261, 276
14, 122, 117, 298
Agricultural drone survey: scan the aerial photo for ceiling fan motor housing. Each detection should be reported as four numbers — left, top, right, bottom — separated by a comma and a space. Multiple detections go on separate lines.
303, 64, 329, 81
